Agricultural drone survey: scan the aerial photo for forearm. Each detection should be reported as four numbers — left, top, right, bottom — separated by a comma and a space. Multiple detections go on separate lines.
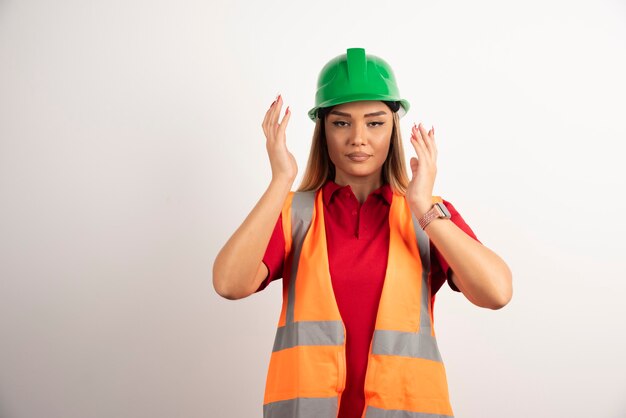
212, 177, 293, 299
413, 206, 513, 309
406, 123, 511, 308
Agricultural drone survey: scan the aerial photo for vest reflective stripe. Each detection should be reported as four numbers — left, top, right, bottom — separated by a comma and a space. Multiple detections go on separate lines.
273, 320, 344, 352
263, 190, 454, 417
273, 323, 440, 360
286, 191, 316, 325
412, 213, 434, 335
366, 406, 453, 418
371, 330, 442, 362
264, 397, 338, 418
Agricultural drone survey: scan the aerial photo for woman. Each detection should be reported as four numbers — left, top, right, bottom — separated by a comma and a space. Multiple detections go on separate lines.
213, 48, 512, 418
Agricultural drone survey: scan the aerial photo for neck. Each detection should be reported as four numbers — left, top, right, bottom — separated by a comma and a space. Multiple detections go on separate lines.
333, 172, 383, 204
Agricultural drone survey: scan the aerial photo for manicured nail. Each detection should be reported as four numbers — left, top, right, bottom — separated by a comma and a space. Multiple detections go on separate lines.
278, 94, 282, 101
286, 106, 289, 114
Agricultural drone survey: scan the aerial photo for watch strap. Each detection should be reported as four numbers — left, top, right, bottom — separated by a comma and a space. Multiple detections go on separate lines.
418, 202, 450, 230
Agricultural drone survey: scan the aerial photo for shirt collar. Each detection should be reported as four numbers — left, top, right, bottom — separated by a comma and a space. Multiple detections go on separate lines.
322, 179, 393, 206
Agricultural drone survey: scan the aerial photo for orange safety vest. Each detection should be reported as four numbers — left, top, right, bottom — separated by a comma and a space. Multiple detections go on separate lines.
263, 188, 454, 418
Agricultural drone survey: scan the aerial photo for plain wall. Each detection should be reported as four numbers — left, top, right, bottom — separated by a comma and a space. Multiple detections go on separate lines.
1, 0, 625, 417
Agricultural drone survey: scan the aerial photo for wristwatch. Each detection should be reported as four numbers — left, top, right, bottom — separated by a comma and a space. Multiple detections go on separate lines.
418, 202, 451, 230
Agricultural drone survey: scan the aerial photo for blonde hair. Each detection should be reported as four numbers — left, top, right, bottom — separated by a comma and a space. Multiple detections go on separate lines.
297, 109, 410, 195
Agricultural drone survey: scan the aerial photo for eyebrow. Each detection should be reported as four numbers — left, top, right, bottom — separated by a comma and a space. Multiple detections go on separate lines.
329, 110, 387, 118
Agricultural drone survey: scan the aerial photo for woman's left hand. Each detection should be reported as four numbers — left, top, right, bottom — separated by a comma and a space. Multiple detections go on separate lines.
407, 122, 437, 218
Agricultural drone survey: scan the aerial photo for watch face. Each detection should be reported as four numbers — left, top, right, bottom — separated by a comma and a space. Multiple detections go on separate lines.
435, 202, 451, 218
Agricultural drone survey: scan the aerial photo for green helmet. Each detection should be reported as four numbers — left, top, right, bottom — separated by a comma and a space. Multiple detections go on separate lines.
308, 48, 410, 122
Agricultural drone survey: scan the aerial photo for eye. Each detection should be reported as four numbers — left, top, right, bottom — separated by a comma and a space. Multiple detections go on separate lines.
368, 121, 385, 127
331, 121, 349, 127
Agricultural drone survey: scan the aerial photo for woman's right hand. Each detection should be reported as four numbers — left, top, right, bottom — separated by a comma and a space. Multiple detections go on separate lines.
262, 94, 297, 183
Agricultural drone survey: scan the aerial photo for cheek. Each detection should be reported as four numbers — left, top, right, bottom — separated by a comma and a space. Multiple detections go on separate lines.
373, 133, 393, 155
327, 145, 342, 165
325, 134, 342, 160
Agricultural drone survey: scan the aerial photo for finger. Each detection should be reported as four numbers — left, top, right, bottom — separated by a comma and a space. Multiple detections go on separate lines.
411, 124, 429, 162
427, 125, 436, 144
428, 125, 438, 158
266, 95, 280, 133
410, 133, 428, 169
409, 125, 421, 154
263, 100, 276, 130
418, 123, 434, 156
413, 122, 426, 141
272, 94, 283, 128
410, 124, 425, 155
263, 99, 276, 138
419, 122, 437, 160
277, 106, 291, 140
409, 157, 418, 178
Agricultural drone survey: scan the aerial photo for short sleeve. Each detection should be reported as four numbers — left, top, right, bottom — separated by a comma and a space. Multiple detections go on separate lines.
430, 198, 481, 295
255, 213, 286, 293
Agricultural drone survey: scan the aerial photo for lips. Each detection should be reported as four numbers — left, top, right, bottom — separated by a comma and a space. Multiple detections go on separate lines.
347, 152, 372, 162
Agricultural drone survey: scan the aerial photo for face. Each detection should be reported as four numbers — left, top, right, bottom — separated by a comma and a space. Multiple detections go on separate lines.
324, 100, 394, 185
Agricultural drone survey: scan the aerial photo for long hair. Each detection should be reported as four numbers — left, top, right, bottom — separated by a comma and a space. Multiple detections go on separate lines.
297, 105, 410, 195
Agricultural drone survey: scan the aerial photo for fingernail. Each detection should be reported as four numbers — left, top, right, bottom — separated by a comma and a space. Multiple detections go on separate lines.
286, 106, 289, 114
278, 94, 282, 101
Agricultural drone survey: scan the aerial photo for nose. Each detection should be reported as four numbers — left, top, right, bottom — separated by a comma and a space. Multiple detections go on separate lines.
350, 124, 366, 146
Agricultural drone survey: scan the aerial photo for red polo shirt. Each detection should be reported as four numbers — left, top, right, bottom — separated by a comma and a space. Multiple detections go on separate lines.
257, 179, 479, 418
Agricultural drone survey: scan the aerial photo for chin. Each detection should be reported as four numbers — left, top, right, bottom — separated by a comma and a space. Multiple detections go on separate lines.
338, 166, 379, 178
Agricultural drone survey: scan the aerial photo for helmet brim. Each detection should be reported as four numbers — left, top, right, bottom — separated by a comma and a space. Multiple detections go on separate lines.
308, 96, 410, 121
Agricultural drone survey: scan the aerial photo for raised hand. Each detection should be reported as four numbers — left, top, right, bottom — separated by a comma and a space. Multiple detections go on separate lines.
407, 122, 437, 217
261, 94, 297, 183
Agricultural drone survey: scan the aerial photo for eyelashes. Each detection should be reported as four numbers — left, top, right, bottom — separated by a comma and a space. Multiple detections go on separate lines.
331, 121, 385, 127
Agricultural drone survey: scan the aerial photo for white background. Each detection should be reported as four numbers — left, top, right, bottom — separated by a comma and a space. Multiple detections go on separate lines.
1, 0, 625, 417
